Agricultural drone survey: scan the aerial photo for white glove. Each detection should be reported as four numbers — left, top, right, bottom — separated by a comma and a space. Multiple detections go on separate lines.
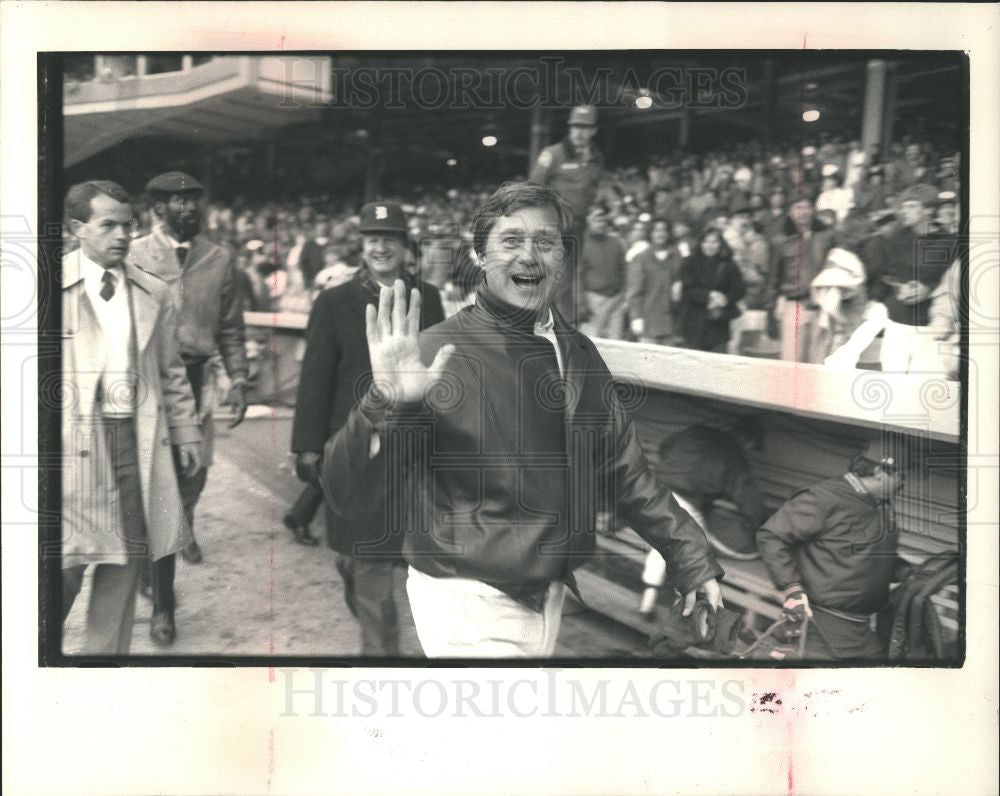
630, 318, 645, 337
671, 281, 683, 302
707, 290, 728, 309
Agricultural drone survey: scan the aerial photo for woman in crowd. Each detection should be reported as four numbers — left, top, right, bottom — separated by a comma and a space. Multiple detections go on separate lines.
676, 228, 745, 353
626, 218, 683, 346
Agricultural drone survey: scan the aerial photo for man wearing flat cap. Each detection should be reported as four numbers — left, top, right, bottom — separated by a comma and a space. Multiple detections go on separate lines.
861, 182, 959, 370
530, 105, 605, 327
128, 171, 249, 645
757, 435, 916, 659
291, 200, 444, 655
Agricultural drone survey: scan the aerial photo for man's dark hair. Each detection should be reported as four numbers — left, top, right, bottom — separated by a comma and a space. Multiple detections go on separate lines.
731, 414, 766, 451
64, 180, 130, 223
470, 181, 575, 258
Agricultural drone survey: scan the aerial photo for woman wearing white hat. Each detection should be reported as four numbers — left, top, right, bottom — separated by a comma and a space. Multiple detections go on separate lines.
807, 247, 888, 367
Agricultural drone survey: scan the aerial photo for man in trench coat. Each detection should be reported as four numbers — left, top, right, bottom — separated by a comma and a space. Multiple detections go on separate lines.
61, 180, 202, 655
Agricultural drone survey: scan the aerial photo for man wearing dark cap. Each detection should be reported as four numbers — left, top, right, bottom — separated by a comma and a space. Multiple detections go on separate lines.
291, 200, 444, 655
128, 171, 249, 646
861, 183, 959, 369
757, 436, 915, 659
529, 105, 605, 326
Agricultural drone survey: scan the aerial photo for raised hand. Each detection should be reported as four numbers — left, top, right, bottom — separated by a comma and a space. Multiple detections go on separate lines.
365, 279, 455, 406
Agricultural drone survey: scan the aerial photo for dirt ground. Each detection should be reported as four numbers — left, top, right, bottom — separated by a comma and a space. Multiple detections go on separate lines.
62, 411, 648, 659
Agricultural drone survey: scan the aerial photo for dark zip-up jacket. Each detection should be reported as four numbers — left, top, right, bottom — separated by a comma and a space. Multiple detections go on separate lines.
322, 286, 723, 609
757, 475, 900, 615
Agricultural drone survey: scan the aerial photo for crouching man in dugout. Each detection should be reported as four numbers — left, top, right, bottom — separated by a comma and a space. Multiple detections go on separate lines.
320, 181, 723, 658
756, 436, 916, 660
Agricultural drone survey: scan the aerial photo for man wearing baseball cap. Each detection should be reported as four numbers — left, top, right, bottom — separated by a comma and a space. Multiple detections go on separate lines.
291, 200, 444, 656
129, 171, 249, 646
861, 182, 959, 370
757, 435, 916, 659
529, 105, 605, 326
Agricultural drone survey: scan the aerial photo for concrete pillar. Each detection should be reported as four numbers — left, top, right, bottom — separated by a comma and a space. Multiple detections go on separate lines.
762, 59, 777, 143
861, 60, 887, 159
678, 108, 691, 149
881, 64, 898, 158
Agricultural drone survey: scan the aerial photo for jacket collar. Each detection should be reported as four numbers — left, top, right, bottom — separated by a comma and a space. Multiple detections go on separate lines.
62, 248, 151, 294
62, 249, 158, 350
153, 223, 210, 268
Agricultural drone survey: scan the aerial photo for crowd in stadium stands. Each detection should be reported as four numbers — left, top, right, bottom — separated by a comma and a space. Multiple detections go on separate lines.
127, 134, 963, 379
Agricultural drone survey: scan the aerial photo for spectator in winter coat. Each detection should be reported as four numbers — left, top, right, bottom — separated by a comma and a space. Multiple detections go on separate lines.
767, 199, 835, 362
626, 219, 683, 345
677, 228, 746, 353
579, 207, 627, 339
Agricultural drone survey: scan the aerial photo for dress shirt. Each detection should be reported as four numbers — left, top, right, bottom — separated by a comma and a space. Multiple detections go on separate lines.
80, 252, 135, 416
533, 308, 565, 377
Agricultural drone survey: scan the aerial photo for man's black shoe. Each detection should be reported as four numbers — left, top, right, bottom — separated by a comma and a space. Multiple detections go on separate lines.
180, 540, 203, 564
150, 610, 176, 646
283, 514, 320, 547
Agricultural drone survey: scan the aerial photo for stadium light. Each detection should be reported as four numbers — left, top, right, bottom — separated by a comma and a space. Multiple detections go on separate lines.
482, 135, 498, 147
446, 158, 458, 166
802, 109, 820, 123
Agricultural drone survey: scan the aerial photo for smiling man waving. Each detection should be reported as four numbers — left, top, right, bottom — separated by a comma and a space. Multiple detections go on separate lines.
322, 181, 723, 658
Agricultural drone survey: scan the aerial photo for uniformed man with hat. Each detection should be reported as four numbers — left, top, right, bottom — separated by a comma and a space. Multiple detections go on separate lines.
290, 200, 444, 655
529, 105, 605, 326
757, 435, 916, 659
128, 170, 249, 645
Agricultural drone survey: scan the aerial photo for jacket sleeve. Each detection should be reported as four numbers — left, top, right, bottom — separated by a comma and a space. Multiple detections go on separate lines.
217, 252, 249, 382
156, 288, 203, 446
767, 240, 785, 299
421, 284, 446, 328
680, 258, 711, 306
291, 293, 340, 453
625, 253, 646, 321
725, 261, 746, 306
756, 488, 826, 593
322, 385, 430, 532
320, 389, 386, 518
605, 388, 725, 593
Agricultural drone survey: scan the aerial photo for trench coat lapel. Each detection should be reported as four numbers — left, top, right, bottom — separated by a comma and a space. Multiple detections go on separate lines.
124, 262, 158, 353
62, 251, 105, 391
184, 235, 213, 271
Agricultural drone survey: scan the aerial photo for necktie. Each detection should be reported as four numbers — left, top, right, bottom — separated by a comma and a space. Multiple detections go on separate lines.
176, 246, 188, 266
99, 269, 117, 301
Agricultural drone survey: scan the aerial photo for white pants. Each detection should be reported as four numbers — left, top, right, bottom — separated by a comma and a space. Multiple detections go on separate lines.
642, 495, 706, 588
405, 567, 566, 657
